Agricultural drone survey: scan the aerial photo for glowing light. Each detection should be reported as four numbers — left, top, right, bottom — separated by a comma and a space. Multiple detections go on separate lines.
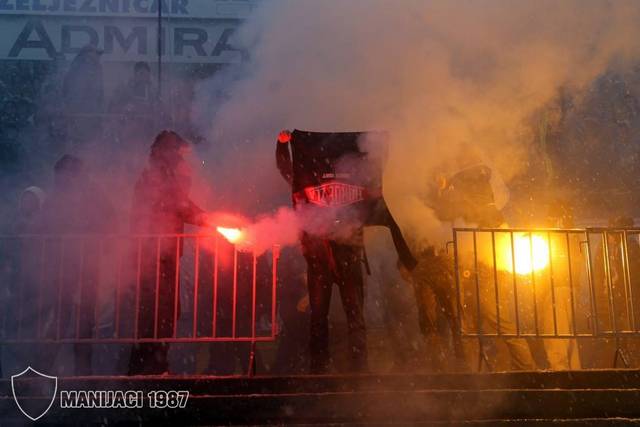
217, 227, 244, 244
510, 234, 549, 275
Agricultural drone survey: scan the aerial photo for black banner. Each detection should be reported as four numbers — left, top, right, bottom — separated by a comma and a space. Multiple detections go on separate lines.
281, 129, 417, 270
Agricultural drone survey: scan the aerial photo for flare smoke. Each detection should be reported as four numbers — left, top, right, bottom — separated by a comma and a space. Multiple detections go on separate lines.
192, 0, 640, 247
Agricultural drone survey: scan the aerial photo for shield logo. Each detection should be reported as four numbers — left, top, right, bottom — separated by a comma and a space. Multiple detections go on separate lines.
11, 367, 58, 421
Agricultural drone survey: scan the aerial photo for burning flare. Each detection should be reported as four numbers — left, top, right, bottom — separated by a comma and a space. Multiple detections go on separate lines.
216, 226, 244, 244
499, 233, 549, 276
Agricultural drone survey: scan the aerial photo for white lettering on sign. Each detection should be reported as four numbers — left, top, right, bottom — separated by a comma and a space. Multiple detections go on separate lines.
0, 0, 189, 15
0, 17, 246, 63
0, 0, 258, 63
0, 0, 258, 18
304, 182, 366, 208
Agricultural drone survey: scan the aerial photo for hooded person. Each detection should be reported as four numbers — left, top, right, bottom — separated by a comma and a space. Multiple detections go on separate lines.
16, 186, 45, 233
10, 186, 46, 330
426, 146, 537, 371
0, 186, 46, 377
63, 44, 104, 114
128, 130, 227, 375
109, 61, 156, 112
107, 61, 160, 153
36, 154, 116, 375
62, 44, 105, 147
42, 154, 115, 233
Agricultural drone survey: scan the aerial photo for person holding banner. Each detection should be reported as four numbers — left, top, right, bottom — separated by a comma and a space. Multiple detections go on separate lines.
276, 129, 416, 373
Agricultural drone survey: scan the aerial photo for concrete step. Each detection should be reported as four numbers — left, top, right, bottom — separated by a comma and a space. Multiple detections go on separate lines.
2, 370, 640, 424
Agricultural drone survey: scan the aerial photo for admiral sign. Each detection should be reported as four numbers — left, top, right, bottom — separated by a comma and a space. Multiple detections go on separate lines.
0, 0, 258, 63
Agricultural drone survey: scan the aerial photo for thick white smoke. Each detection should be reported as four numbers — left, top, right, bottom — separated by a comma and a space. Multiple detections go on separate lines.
192, 0, 640, 248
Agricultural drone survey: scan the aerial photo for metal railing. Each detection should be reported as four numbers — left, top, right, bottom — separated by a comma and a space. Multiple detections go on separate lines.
0, 234, 279, 373
453, 227, 640, 368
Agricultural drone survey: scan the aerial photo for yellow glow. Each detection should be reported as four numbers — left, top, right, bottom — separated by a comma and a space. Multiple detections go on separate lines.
508, 234, 549, 275
216, 227, 243, 244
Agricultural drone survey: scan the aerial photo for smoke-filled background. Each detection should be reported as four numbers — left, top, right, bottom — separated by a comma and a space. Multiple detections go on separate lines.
3, 1, 640, 244
4, 0, 640, 378
190, 0, 640, 248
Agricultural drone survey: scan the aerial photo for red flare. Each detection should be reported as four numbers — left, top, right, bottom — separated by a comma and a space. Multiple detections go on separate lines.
217, 226, 244, 244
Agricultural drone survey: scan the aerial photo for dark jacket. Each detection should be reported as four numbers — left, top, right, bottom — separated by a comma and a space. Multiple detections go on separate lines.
63, 47, 104, 114
434, 164, 504, 228
276, 132, 417, 270
131, 167, 205, 235
41, 179, 115, 234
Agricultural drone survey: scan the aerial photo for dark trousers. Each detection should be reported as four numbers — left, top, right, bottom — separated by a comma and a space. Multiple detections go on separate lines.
129, 248, 179, 375
61, 245, 98, 376
75, 262, 98, 375
273, 305, 309, 374
303, 237, 367, 373
412, 253, 465, 371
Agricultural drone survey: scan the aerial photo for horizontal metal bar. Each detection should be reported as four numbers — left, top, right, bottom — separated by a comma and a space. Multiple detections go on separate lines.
453, 227, 589, 233
0, 233, 234, 239
461, 333, 605, 338
2, 337, 275, 344
586, 227, 640, 233
2, 234, 279, 346
453, 227, 640, 233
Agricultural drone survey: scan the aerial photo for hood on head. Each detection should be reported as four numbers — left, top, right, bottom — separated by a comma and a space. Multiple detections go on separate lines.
20, 186, 46, 211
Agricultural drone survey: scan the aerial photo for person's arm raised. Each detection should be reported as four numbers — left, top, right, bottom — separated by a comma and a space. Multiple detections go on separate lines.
275, 129, 293, 185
